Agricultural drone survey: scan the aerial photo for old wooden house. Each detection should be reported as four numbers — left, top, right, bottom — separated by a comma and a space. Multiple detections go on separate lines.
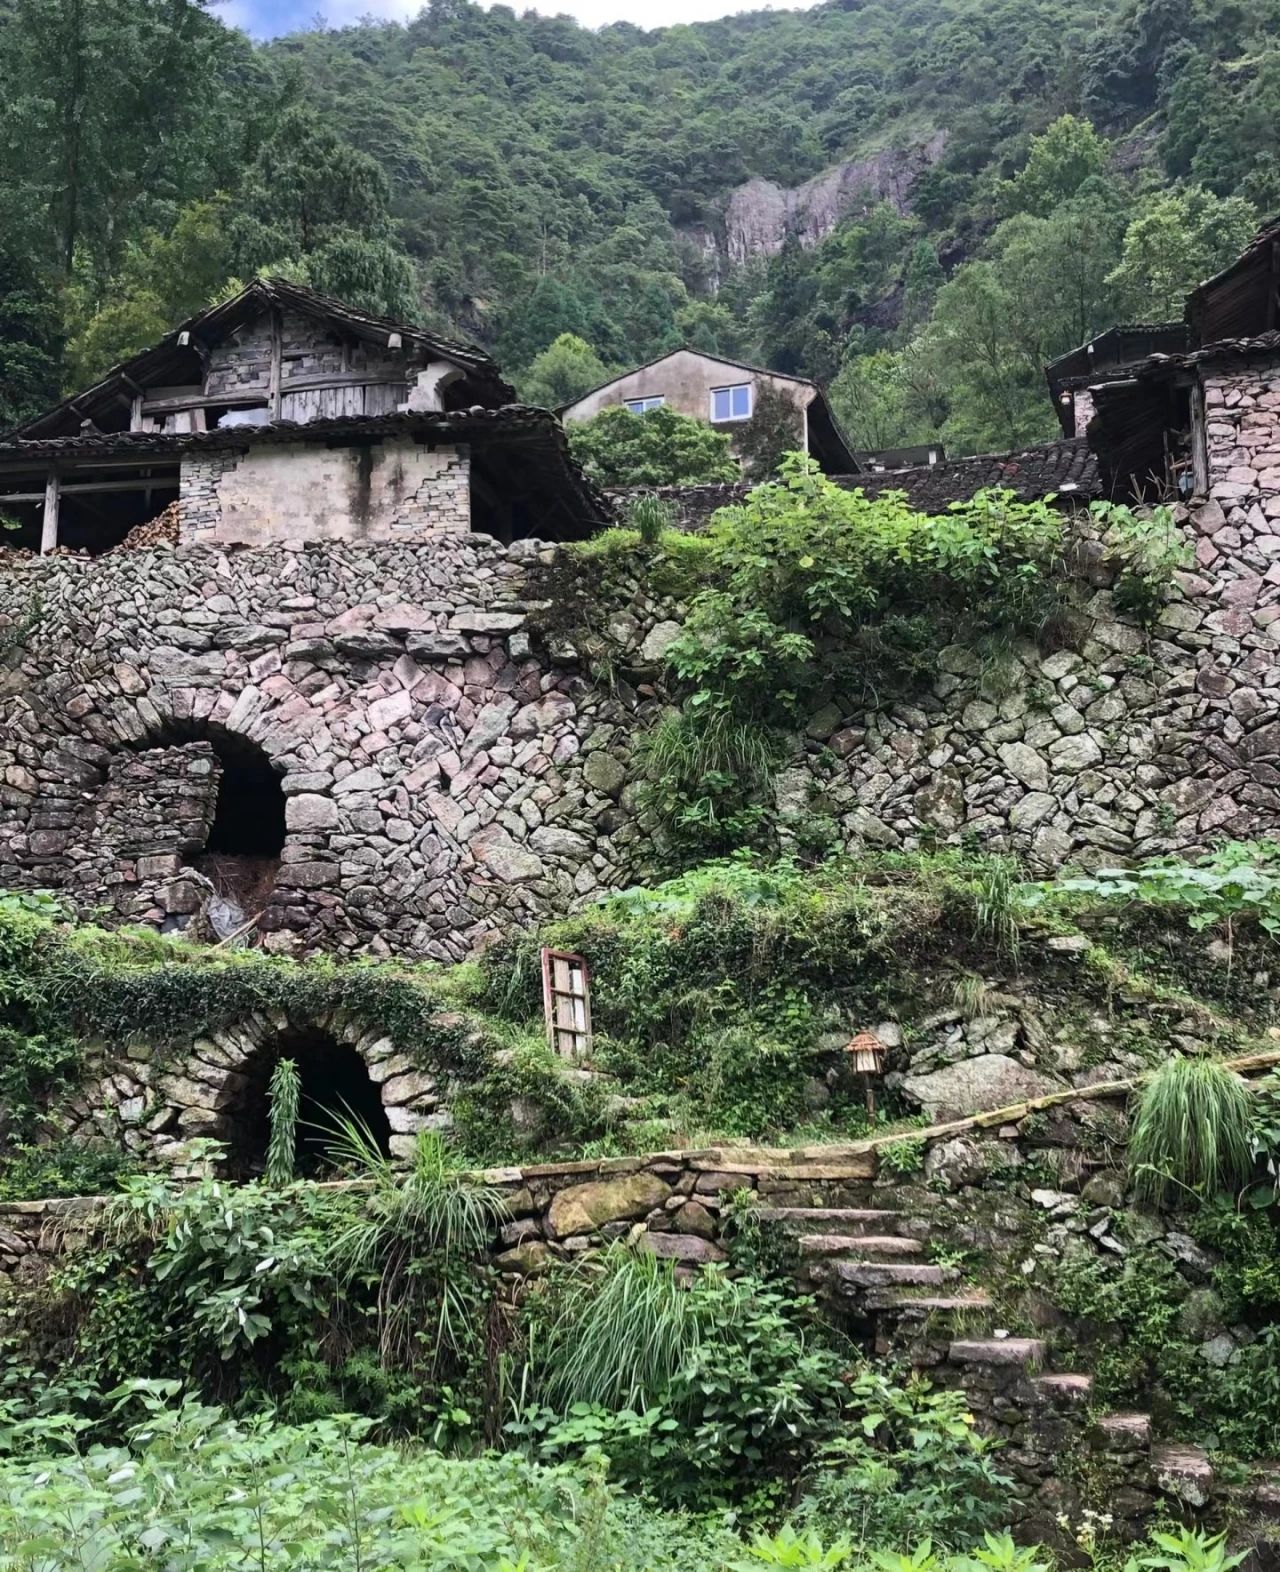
0, 278, 604, 552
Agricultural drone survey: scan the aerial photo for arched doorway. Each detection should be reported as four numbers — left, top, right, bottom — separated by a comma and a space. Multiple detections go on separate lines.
134, 723, 287, 930
217, 1027, 392, 1180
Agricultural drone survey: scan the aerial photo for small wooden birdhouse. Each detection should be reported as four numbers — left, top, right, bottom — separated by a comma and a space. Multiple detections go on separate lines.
845, 1030, 887, 1118
845, 1031, 886, 1075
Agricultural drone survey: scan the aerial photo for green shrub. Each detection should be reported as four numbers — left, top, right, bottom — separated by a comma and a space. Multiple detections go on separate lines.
795, 1369, 1011, 1553
513, 1253, 848, 1509
0, 1139, 130, 1201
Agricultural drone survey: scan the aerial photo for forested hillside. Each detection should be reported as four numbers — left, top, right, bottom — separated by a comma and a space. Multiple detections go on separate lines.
0, 0, 1276, 454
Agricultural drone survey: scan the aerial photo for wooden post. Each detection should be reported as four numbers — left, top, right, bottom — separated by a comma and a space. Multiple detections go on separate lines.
40, 468, 59, 555
268, 308, 283, 421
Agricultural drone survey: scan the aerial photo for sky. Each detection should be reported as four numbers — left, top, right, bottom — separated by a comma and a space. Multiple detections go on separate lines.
216, 0, 820, 37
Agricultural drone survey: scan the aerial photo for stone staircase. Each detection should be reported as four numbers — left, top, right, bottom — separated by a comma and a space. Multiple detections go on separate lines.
759, 1194, 1238, 1541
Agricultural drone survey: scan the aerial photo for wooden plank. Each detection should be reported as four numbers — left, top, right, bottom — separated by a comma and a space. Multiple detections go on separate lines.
269, 308, 283, 421
39, 469, 59, 554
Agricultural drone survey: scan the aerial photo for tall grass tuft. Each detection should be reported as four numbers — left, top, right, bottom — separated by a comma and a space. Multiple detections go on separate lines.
1128, 1054, 1254, 1206
625, 493, 675, 545
542, 1245, 715, 1411
265, 1057, 301, 1187
325, 1118, 504, 1374
637, 708, 785, 832
972, 856, 1022, 964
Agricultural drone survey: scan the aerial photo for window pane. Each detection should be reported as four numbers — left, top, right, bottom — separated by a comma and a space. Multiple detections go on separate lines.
731, 384, 751, 418
712, 388, 730, 421
625, 399, 645, 414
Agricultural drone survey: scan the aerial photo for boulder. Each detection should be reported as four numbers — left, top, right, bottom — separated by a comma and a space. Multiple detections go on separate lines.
639, 1231, 727, 1264
494, 1240, 555, 1276
901, 1054, 1063, 1121
638, 620, 683, 664
546, 1173, 673, 1239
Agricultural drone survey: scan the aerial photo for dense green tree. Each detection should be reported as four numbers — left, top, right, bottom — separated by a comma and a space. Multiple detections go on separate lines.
0, 0, 1277, 454
830, 347, 942, 456
229, 106, 417, 317
519, 335, 611, 410
0, 233, 60, 431
998, 116, 1112, 218
1107, 187, 1258, 317
63, 197, 236, 386
0, 0, 249, 298
568, 406, 738, 487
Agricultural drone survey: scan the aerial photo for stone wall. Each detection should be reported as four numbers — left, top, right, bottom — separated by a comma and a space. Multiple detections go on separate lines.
52, 1008, 450, 1173
0, 534, 643, 959
178, 441, 472, 546
7, 362, 1280, 960
6, 1075, 1278, 1541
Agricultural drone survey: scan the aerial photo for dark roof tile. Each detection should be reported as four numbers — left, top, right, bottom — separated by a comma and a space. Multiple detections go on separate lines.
612, 439, 1098, 526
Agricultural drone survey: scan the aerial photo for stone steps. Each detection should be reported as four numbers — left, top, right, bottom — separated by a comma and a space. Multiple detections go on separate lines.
1033, 1372, 1093, 1402
1153, 1442, 1215, 1508
830, 1260, 957, 1290
758, 1206, 901, 1235
864, 1287, 994, 1314
949, 1336, 1047, 1370
1092, 1411, 1153, 1453
798, 1233, 924, 1260
764, 1192, 1232, 1532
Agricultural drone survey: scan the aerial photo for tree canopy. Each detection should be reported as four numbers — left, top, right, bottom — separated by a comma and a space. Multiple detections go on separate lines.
568, 407, 738, 488
0, 0, 1273, 447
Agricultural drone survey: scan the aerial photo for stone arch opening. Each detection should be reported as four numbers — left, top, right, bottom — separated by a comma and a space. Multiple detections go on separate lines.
218, 1026, 392, 1180
145, 722, 287, 926
203, 731, 286, 860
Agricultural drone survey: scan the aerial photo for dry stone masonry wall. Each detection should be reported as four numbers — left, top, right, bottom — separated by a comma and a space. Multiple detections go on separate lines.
6, 361, 1280, 958
0, 534, 644, 959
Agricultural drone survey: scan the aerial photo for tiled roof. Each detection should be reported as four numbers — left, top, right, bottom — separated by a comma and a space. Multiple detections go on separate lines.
1115, 330, 1280, 379
610, 439, 1099, 526
0, 407, 610, 527
854, 438, 1098, 511
0, 406, 554, 458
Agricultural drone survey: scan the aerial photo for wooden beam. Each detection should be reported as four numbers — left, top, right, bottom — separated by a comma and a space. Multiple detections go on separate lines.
0, 475, 180, 503
39, 469, 59, 554
268, 308, 283, 421
0, 455, 193, 477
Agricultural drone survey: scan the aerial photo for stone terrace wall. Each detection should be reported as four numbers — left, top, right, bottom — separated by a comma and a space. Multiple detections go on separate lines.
0, 535, 644, 959
5, 414, 1280, 961
7, 1083, 1279, 1543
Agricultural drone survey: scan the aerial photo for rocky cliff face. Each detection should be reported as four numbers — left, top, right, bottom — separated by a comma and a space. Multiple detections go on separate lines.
685, 132, 948, 276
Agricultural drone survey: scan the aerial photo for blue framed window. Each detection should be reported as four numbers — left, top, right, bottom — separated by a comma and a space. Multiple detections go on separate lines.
711, 383, 752, 422
624, 396, 665, 414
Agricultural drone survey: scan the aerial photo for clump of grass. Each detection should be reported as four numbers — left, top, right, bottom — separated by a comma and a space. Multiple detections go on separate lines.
973, 857, 1022, 964
542, 1245, 712, 1411
624, 493, 675, 545
1128, 1053, 1253, 1206
325, 1121, 504, 1373
953, 972, 994, 1020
